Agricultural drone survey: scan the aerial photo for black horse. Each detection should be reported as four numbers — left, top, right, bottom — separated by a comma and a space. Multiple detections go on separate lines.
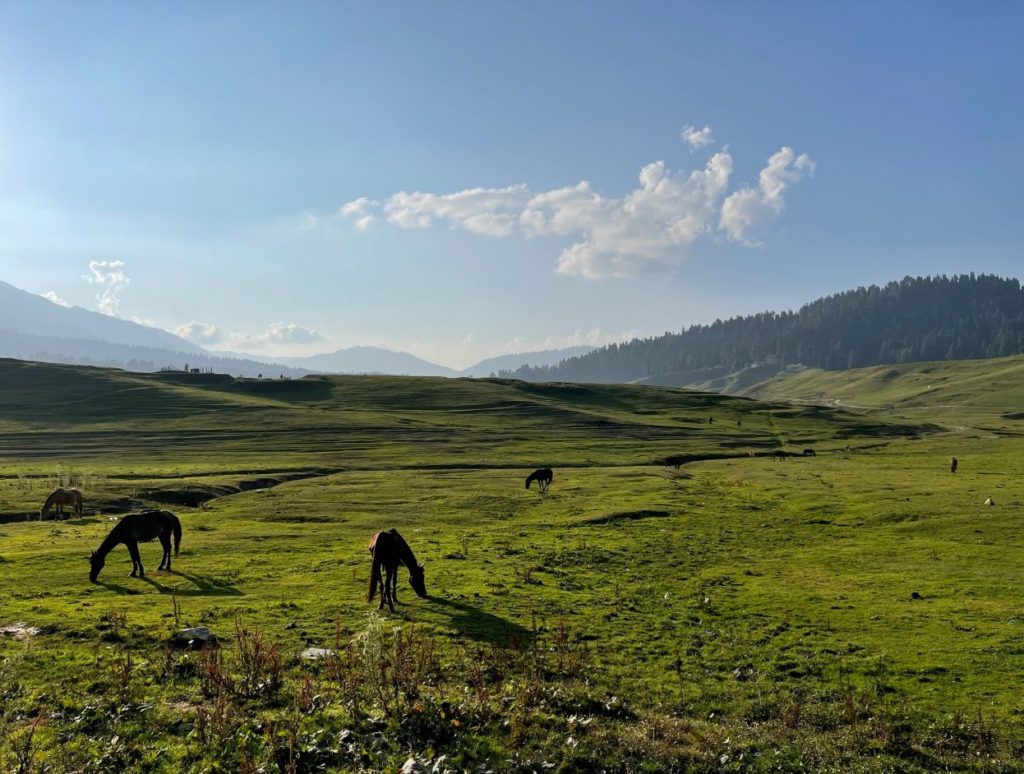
368, 528, 427, 612
89, 510, 182, 583
525, 468, 554, 492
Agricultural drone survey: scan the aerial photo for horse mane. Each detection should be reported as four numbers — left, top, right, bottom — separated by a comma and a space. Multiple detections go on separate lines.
389, 529, 419, 567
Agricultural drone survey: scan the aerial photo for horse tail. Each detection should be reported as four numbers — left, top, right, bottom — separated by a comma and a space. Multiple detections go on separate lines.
368, 550, 382, 603
171, 513, 182, 556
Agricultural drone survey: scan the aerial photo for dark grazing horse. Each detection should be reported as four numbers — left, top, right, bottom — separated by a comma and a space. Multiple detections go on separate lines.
803, 448, 817, 457
525, 468, 554, 491
368, 529, 427, 612
89, 510, 182, 583
40, 487, 83, 520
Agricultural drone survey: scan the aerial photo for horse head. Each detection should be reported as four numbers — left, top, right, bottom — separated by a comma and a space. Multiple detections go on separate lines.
88, 550, 104, 583
409, 563, 427, 598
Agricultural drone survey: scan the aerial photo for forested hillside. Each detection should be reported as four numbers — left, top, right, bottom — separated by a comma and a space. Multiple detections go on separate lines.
504, 275, 1024, 383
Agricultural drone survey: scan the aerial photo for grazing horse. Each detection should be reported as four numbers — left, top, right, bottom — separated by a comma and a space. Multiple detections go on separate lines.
803, 448, 817, 457
40, 487, 83, 520
89, 510, 182, 582
368, 529, 426, 612
526, 468, 554, 491
950, 456, 958, 474
771, 450, 787, 462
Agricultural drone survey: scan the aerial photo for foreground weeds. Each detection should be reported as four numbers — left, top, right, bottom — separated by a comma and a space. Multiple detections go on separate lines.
1, 615, 1022, 772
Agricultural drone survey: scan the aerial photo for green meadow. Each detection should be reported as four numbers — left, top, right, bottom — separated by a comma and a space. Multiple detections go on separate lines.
1, 356, 1023, 772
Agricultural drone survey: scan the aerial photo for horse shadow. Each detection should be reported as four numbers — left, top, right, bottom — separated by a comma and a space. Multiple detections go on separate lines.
428, 597, 532, 646
93, 579, 145, 595
96, 570, 242, 597
143, 570, 244, 597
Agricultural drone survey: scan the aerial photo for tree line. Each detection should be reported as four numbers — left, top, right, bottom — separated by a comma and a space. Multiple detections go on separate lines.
502, 275, 1024, 383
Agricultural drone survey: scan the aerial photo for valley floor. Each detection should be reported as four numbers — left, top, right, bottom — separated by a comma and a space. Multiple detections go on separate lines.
0, 361, 1022, 771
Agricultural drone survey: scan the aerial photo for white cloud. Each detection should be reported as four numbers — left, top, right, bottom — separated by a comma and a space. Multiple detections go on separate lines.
220, 322, 322, 351
175, 320, 224, 345
719, 147, 815, 246
264, 321, 321, 345
339, 197, 380, 230
339, 197, 378, 217
176, 320, 321, 351
84, 259, 129, 316
339, 132, 812, 279
42, 291, 69, 307
681, 124, 714, 148
384, 185, 529, 236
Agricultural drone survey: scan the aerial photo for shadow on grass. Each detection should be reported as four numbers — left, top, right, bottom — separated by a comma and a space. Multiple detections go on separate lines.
95, 570, 242, 597
143, 569, 244, 597
93, 579, 145, 595
429, 597, 531, 646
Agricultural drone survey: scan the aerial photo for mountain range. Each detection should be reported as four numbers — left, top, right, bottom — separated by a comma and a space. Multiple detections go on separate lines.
0, 280, 588, 378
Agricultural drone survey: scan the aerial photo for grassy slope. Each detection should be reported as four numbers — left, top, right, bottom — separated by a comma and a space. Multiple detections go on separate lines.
741, 354, 1024, 422
0, 357, 1021, 770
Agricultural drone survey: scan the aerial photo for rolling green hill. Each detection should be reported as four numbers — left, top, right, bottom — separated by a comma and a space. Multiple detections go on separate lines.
0, 358, 1020, 771
742, 353, 1024, 428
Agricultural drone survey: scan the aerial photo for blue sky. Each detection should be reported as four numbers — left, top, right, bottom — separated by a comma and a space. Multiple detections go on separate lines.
0, 0, 1021, 368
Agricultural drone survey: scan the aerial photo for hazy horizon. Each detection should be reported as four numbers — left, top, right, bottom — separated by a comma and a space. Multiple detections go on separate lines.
1, 1, 1022, 369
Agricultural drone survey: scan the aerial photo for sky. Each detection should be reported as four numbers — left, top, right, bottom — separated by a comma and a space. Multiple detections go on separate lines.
0, 0, 1022, 369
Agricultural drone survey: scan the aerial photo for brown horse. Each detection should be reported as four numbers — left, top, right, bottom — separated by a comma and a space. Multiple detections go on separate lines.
771, 450, 787, 462
89, 510, 182, 582
525, 468, 553, 491
950, 456, 958, 474
40, 487, 83, 520
368, 529, 426, 612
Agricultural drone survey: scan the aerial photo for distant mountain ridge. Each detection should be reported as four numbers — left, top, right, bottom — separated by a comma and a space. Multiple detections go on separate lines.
251, 346, 459, 377
504, 275, 1024, 386
460, 346, 594, 377
0, 281, 203, 353
0, 281, 306, 378
0, 282, 606, 379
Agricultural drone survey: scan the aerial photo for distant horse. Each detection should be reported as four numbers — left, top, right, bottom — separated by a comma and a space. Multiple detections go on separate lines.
950, 456, 958, 474
89, 510, 182, 582
40, 488, 83, 520
368, 529, 426, 612
803, 448, 817, 457
771, 450, 787, 462
526, 468, 554, 491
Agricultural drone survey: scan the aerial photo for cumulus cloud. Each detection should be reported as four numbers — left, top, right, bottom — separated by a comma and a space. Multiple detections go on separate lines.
42, 291, 69, 307
681, 124, 714, 148
84, 260, 130, 315
223, 322, 322, 351
383, 185, 529, 236
719, 147, 815, 246
339, 197, 378, 230
175, 321, 224, 345
175, 320, 321, 351
340, 131, 813, 278
264, 321, 321, 345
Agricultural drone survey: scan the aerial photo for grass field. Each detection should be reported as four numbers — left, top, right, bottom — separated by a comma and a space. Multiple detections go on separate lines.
1, 356, 1022, 772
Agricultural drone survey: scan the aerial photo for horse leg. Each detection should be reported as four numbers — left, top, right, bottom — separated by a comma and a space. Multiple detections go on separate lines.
385, 565, 397, 612
127, 541, 144, 578
390, 568, 399, 606
158, 533, 172, 571
376, 563, 386, 610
